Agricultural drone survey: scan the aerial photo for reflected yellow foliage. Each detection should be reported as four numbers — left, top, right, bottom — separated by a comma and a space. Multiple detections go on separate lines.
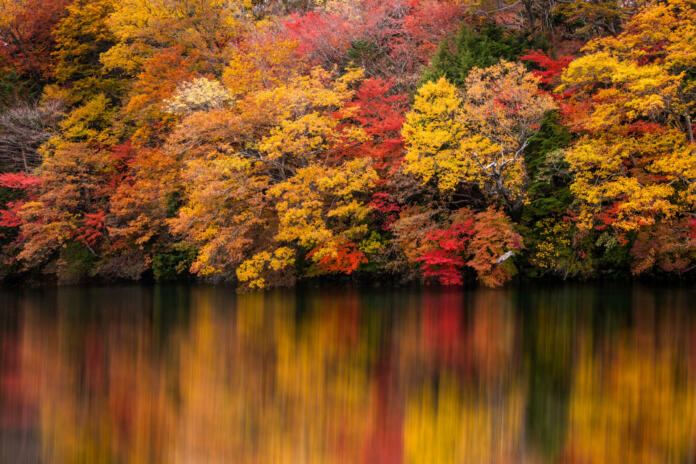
1, 286, 696, 463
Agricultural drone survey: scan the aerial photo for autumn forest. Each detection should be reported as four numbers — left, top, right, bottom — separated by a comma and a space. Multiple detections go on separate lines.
1, 0, 695, 289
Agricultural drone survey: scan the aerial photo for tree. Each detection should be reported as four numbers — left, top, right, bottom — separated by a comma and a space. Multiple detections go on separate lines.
0, 171, 41, 273
0, 100, 62, 171
0, 0, 71, 82
558, 0, 696, 232
410, 207, 522, 287
222, 23, 305, 98
16, 143, 115, 275
333, 77, 407, 172
283, 0, 464, 90
552, 0, 636, 38
168, 66, 373, 287
101, 0, 247, 77
423, 22, 545, 88
403, 62, 556, 211
50, 0, 122, 106
630, 219, 696, 276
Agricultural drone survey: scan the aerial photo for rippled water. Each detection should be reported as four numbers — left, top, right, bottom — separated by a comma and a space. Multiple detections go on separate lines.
1, 284, 695, 463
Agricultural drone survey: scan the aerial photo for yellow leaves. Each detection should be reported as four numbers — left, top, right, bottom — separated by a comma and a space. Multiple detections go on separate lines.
223, 36, 302, 98
52, 94, 116, 145
528, 218, 573, 271
164, 78, 232, 115
0, 0, 21, 29
316, 157, 376, 196
402, 77, 464, 189
103, 0, 246, 75
169, 147, 271, 277
259, 112, 336, 161
567, 147, 679, 231
403, 63, 555, 207
559, 0, 696, 233
270, 158, 377, 248
564, 136, 625, 180
581, 0, 696, 79
236, 247, 295, 289
251, 66, 361, 123
165, 64, 372, 286
461, 62, 556, 149
561, 52, 680, 131
331, 66, 365, 95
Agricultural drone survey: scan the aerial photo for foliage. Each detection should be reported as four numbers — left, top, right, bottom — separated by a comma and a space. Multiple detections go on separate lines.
423, 22, 546, 88
403, 62, 556, 211
50, 0, 122, 105
0, 0, 71, 81
3, 0, 696, 286
558, 0, 696, 233
283, 0, 464, 90
101, 0, 246, 77
152, 246, 196, 281
164, 78, 232, 115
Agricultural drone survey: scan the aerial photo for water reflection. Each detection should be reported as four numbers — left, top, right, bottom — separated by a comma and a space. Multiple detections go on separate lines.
1, 285, 695, 463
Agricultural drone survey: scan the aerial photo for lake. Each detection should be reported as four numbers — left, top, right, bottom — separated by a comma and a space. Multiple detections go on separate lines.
1, 284, 695, 463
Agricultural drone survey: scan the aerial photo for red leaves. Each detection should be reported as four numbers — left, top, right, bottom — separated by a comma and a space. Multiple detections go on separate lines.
594, 203, 620, 231
106, 141, 136, 191
0, 207, 22, 229
688, 218, 696, 240
395, 0, 463, 67
415, 214, 475, 286
283, 11, 357, 64
0, 172, 41, 190
369, 192, 401, 214
335, 78, 407, 170
284, 0, 462, 81
414, 208, 522, 287
521, 49, 574, 88
0, 173, 41, 231
0, 0, 72, 78
74, 210, 106, 247
620, 121, 663, 136
309, 241, 367, 275
418, 249, 467, 285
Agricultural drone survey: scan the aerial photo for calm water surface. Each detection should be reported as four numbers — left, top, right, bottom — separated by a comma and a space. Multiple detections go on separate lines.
1, 284, 696, 463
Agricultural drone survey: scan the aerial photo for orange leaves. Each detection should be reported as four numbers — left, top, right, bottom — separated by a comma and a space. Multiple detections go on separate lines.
0, 0, 71, 79
308, 240, 367, 275
466, 208, 523, 287
222, 28, 304, 98
75, 210, 106, 247
630, 220, 696, 275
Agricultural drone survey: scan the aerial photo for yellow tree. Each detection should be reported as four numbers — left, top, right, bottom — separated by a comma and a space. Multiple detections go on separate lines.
403, 62, 555, 211
168, 66, 375, 288
101, 0, 247, 76
559, 0, 696, 232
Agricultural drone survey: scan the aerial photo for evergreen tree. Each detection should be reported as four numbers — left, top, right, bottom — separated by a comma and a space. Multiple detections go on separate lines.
423, 22, 546, 88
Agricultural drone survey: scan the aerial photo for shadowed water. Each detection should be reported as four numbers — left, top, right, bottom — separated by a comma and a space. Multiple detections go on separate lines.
1, 284, 695, 463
